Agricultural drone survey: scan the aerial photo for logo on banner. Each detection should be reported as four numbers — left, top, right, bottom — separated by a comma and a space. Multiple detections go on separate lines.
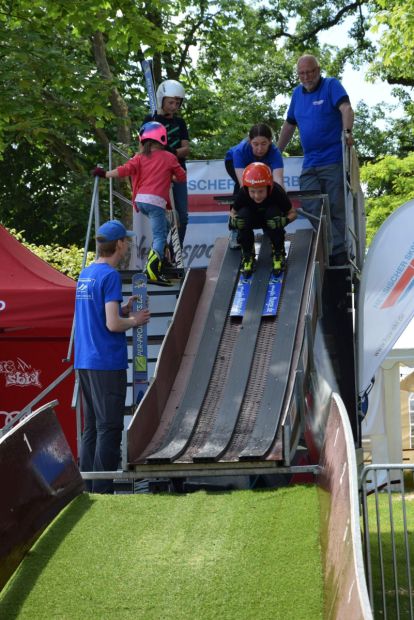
0, 300, 5, 312
380, 258, 414, 309
0, 357, 42, 388
0, 410, 22, 427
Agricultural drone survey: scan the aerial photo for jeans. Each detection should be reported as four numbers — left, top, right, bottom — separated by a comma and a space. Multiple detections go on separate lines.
300, 162, 345, 256
172, 181, 188, 246
79, 369, 127, 494
137, 202, 169, 258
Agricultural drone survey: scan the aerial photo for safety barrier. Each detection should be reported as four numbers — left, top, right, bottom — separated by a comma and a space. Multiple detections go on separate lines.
361, 464, 414, 619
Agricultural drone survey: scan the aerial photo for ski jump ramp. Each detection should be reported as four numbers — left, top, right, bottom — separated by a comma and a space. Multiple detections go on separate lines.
0, 226, 372, 616
127, 228, 318, 472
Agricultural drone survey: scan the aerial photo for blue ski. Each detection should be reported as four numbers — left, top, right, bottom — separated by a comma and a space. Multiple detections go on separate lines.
140, 59, 157, 115
231, 241, 290, 318
230, 271, 284, 317
262, 272, 284, 316
230, 273, 253, 317
132, 273, 148, 406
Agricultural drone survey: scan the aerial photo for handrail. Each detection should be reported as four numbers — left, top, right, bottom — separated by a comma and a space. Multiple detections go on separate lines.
64, 174, 100, 363
69, 145, 130, 416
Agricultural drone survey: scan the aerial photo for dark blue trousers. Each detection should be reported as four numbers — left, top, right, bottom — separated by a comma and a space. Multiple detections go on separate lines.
78, 369, 126, 494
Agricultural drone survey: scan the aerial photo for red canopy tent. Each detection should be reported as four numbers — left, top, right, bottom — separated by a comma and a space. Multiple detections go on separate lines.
0, 225, 77, 454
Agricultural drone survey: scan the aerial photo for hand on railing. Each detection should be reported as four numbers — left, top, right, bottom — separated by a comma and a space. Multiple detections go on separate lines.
92, 166, 106, 178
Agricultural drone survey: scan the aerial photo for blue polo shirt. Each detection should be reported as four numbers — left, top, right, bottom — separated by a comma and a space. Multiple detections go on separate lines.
225, 139, 283, 171
286, 77, 350, 168
74, 262, 127, 370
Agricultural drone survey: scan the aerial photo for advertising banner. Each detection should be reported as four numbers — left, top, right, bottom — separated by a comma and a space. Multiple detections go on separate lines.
131, 157, 305, 270
358, 199, 414, 394
0, 339, 76, 455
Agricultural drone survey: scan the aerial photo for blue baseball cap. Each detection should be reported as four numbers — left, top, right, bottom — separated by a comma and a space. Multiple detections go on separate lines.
96, 219, 136, 241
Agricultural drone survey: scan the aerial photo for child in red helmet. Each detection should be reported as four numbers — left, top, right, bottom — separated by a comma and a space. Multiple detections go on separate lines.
231, 162, 296, 277
93, 121, 186, 286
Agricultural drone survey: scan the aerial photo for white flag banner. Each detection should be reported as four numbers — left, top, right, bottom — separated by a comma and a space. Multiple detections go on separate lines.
358, 199, 414, 394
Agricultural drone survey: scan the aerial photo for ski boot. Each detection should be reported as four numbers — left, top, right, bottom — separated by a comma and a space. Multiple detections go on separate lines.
145, 249, 172, 286
271, 248, 286, 276
241, 250, 256, 277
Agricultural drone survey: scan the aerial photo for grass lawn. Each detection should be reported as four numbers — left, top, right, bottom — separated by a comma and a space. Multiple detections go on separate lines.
0, 485, 323, 620
366, 490, 414, 618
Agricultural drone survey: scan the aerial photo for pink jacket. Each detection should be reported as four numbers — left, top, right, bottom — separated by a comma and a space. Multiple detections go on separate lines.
117, 149, 186, 207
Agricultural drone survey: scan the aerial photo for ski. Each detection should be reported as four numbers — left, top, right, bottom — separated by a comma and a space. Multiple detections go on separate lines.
132, 272, 148, 406
230, 241, 290, 318
262, 272, 284, 316
140, 59, 185, 273
230, 273, 253, 317
140, 59, 157, 115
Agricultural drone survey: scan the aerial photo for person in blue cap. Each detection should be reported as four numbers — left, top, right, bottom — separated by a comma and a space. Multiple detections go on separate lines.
74, 219, 151, 494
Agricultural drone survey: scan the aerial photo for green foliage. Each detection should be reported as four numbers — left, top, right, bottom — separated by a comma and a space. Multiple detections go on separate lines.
0, 0, 372, 245
7, 228, 93, 280
369, 0, 414, 85
3, 0, 414, 245
353, 101, 401, 163
360, 152, 414, 245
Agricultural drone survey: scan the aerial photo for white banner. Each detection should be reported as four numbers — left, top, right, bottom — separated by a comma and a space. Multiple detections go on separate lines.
130, 157, 305, 270
358, 199, 414, 394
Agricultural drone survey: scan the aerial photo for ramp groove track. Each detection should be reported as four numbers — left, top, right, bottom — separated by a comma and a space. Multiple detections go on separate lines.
140, 229, 314, 465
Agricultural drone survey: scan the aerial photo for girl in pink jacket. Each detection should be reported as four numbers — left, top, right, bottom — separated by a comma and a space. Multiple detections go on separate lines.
93, 122, 186, 286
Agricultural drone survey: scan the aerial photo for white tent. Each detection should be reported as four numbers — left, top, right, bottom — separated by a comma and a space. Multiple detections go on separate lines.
362, 318, 414, 464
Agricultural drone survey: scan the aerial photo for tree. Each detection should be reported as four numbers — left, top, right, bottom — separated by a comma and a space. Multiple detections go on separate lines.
0, 0, 375, 244
369, 0, 414, 87
360, 153, 414, 244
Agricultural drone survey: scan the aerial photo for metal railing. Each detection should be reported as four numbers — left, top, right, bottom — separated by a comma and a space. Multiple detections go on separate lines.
342, 139, 366, 274
361, 464, 414, 619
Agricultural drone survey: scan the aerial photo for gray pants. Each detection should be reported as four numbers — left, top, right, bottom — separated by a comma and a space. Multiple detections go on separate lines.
78, 369, 127, 494
300, 162, 345, 256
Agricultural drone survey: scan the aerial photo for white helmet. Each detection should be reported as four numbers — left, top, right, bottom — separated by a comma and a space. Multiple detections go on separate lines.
156, 79, 185, 111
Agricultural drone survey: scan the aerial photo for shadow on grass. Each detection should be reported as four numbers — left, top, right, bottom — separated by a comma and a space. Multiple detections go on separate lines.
0, 494, 93, 619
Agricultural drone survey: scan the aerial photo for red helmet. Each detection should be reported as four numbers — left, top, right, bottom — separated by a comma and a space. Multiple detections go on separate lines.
242, 162, 273, 187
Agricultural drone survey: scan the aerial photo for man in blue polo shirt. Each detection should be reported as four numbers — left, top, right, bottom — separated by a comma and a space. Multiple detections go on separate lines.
75, 219, 150, 493
277, 54, 354, 265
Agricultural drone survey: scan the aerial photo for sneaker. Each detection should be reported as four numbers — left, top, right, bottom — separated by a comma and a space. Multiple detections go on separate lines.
229, 229, 240, 250
241, 252, 256, 277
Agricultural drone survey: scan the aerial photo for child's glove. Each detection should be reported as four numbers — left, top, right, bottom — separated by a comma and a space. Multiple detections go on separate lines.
92, 166, 106, 178
267, 216, 288, 229
229, 214, 246, 230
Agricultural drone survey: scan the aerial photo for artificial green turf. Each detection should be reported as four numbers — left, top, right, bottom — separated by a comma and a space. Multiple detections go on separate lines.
0, 486, 323, 620
366, 491, 414, 618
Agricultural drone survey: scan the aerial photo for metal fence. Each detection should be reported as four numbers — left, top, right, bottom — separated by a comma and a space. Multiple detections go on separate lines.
361, 464, 414, 619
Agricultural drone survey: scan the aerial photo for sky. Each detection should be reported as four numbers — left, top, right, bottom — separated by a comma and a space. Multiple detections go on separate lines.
273, 16, 405, 124
318, 17, 403, 114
